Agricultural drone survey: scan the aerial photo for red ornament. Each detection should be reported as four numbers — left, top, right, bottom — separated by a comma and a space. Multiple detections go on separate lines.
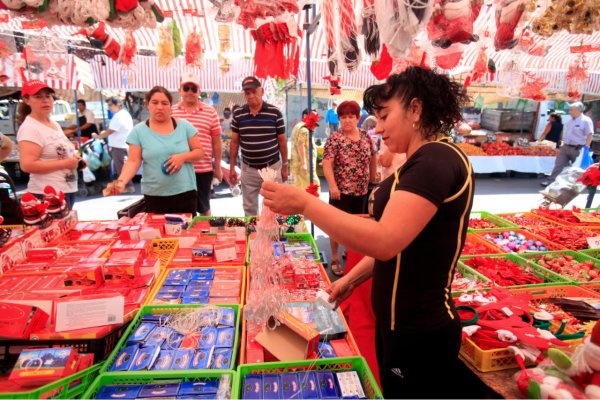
306, 183, 320, 198
578, 163, 600, 187
302, 111, 319, 132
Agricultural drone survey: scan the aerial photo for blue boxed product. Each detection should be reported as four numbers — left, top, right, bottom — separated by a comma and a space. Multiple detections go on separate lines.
184, 287, 210, 297
176, 395, 216, 400
129, 345, 161, 371
158, 286, 185, 295
152, 350, 175, 371
191, 348, 213, 369
181, 296, 209, 305
242, 375, 263, 399
178, 381, 219, 395
162, 331, 184, 350
211, 348, 232, 369
109, 344, 138, 372
318, 342, 336, 358
187, 280, 212, 289
167, 269, 192, 281
198, 327, 217, 349
216, 328, 234, 348
218, 308, 235, 327
316, 371, 339, 399
142, 314, 172, 324
191, 269, 215, 280
138, 383, 180, 398
262, 375, 280, 399
154, 294, 182, 303
164, 277, 190, 286
171, 348, 195, 370
300, 372, 319, 400
128, 322, 156, 344
145, 327, 172, 348
281, 373, 300, 399
95, 384, 141, 399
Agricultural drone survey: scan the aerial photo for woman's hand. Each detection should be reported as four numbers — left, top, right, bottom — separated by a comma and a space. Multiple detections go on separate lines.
165, 154, 186, 174
329, 185, 341, 200
63, 156, 80, 170
103, 180, 125, 196
326, 275, 355, 307
261, 181, 310, 215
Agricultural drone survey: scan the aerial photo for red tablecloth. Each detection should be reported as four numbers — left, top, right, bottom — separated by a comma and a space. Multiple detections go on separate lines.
341, 250, 380, 386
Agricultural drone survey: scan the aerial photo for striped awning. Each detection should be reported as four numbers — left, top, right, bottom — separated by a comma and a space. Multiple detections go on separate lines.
0, 53, 93, 93
0, 0, 598, 93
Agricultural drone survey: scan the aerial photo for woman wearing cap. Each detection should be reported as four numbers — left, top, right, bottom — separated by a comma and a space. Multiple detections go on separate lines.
17, 81, 81, 208
322, 100, 377, 276
261, 67, 473, 398
106, 86, 204, 214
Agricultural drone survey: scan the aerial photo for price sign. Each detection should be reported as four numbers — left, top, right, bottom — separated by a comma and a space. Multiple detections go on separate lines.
587, 236, 600, 249
574, 212, 600, 223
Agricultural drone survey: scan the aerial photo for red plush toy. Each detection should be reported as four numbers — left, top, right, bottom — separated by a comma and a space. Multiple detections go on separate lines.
494, 0, 526, 51
578, 164, 600, 188
323, 75, 341, 95
74, 22, 121, 61
20, 192, 48, 226
427, 0, 483, 48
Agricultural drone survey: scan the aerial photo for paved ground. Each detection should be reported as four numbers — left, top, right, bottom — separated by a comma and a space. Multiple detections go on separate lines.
16, 173, 598, 281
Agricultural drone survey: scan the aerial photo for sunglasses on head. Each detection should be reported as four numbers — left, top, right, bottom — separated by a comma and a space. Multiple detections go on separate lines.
183, 85, 198, 93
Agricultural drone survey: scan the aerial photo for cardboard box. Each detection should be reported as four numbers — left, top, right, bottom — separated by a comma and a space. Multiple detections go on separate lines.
9, 347, 80, 387
214, 242, 237, 263
0, 302, 49, 339
0, 240, 25, 273
255, 312, 320, 361
54, 294, 124, 332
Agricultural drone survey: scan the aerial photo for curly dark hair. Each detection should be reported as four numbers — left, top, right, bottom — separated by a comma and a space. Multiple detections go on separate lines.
363, 67, 470, 140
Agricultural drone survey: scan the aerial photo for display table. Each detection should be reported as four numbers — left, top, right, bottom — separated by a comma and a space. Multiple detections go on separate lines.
469, 156, 556, 174
460, 356, 521, 399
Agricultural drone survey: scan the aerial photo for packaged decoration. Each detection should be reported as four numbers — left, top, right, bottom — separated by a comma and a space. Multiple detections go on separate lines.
427, 0, 482, 49
185, 27, 204, 68
157, 20, 175, 67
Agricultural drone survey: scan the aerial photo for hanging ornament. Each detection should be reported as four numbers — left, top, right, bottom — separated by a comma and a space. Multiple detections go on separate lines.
565, 53, 589, 100
391, 42, 429, 75
374, 0, 434, 58
74, 21, 121, 61
323, 0, 338, 76
185, 27, 204, 68
494, 0, 526, 51
119, 30, 137, 67
361, 0, 380, 57
217, 24, 231, 73
24, 32, 68, 79
251, 20, 300, 80
172, 19, 182, 58
532, 0, 599, 36
338, 0, 361, 71
427, 0, 482, 49
156, 20, 175, 67
464, 46, 495, 87
323, 75, 341, 95
519, 71, 548, 101
432, 42, 464, 70
207, 0, 237, 23
496, 56, 522, 98
370, 43, 393, 80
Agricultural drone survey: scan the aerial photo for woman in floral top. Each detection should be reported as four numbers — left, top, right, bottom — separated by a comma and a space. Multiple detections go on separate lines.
323, 100, 377, 275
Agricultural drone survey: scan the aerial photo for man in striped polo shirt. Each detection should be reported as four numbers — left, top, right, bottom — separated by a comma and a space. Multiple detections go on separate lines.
230, 76, 288, 216
171, 72, 222, 215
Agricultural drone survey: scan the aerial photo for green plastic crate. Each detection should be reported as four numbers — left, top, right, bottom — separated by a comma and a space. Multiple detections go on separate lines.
0, 363, 102, 400
82, 370, 239, 399
520, 250, 600, 284
247, 232, 321, 265
460, 253, 570, 288
237, 356, 382, 399
580, 248, 600, 260
468, 211, 520, 232
451, 262, 493, 295
100, 304, 241, 374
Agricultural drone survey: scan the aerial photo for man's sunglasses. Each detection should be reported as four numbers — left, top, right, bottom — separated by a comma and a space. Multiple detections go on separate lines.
183, 85, 198, 93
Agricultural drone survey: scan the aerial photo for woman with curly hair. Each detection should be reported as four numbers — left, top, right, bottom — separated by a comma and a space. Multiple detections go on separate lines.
261, 67, 473, 398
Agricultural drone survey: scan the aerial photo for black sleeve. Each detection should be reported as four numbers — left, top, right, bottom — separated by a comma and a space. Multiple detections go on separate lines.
395, 143, 468, 207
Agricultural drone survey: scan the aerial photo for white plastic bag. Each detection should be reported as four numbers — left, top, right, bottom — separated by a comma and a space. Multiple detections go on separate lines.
82, 167, 96, 183
540, 167, 585, 207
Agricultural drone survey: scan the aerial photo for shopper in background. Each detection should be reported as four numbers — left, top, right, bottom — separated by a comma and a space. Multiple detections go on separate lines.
93, 97, 135, 193
0, 132, 14, 161
17, 81, 81, 208
229, 76, 287, 216
64, 99, 98, 140
171, 72, 222, 216
537, 113, 563, 146
261, 67, 473, 398
325, 102, 339, 133
108, 86, 204, 214
542, 102, 594, 187
290, 109, 318, 192
322, 100, 377, 276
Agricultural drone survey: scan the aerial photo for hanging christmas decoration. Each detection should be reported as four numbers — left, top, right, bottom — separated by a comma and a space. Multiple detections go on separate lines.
250, 20, 300, 80
24, 32, 68, 79
236, 0, 300, 30
370, 43, 393, 80
516, 27, 550, 57
361, 0, 380, 57
323, 0, 338, 76
338, 0, 361, 71
74, 21, 121, 61
185, 27, 204, 68
217, 24, 231, 73
432, 42, 464, 70
119, 30, 137, 67
171, 19, 182, 57
519, 71, 549, 101
496, 56, 522, 98
427, 0, 482, 49
464, 45, 495, 87
323, 75, 341, 95
532, 0, 599, 36
494, 0, 526, 51
207, 0, 237, 23
566, 53, 589, 100
391, 42, 429, 74
156, 20, 175, 67
375, 0, 433, 58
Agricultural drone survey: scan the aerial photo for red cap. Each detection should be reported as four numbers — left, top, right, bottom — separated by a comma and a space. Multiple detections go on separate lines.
21, 80, 55, 96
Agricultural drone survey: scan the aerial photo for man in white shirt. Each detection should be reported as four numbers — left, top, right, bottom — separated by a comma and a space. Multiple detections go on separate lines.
542, 102, 595, 186
93, 97, 135, 193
